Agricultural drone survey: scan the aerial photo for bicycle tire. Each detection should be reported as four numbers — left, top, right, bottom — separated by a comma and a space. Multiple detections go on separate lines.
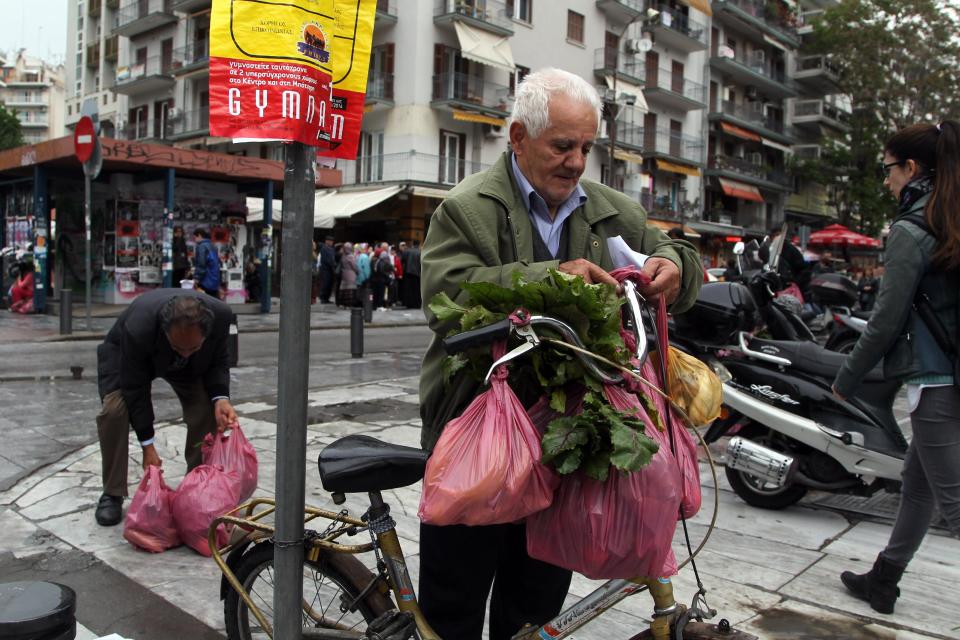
224, 540, 394, 640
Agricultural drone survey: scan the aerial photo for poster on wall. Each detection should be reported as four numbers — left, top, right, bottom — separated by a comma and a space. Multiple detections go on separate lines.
138, 201, 163, 284
116, 218, 140, 270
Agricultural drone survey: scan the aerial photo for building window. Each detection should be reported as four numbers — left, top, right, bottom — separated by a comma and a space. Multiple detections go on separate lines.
507, 0, 532, 22
567, 10, 584, 44
508, 64, 530, 96
439, 129, 466, 185
358, 130, 384, 182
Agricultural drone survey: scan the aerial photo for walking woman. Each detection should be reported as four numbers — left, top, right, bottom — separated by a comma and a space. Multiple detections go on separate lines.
833, 121, 960, 614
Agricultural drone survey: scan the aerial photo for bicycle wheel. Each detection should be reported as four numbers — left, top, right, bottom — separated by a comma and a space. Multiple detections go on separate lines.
224, 540, 393, 640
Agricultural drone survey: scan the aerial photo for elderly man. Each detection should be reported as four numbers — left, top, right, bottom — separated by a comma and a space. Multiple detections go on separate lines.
94, 288, 238, 526
418, 68, 703, 639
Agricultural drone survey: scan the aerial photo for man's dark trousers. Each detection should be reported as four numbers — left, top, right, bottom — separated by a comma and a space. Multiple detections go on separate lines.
418, 521, 572, 640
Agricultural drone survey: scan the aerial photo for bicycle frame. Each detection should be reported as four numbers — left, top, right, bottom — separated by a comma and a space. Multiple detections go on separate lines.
212, 495, 687, 640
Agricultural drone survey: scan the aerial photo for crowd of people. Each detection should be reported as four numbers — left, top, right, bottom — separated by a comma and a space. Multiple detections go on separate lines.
311, 237, 421, 311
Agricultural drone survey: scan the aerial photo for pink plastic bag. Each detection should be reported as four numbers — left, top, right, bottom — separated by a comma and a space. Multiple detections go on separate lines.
202, 424, 259, 502
418, 343, 559, 526
123, 466, 180, 553
525, 383, 683, 579
171, 464, 240, 556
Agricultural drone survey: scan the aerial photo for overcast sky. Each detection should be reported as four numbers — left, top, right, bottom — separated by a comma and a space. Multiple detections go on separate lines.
2, 0, 68, 64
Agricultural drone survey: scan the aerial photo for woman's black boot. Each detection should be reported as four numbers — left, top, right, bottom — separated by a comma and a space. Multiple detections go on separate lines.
840, 554, 906, 614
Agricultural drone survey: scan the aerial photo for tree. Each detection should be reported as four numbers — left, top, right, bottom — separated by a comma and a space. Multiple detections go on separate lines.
800, 0, 960, 233
0, 104, 25, 150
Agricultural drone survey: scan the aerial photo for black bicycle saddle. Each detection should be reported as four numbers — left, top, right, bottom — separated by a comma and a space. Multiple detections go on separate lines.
318, 434, 429, 494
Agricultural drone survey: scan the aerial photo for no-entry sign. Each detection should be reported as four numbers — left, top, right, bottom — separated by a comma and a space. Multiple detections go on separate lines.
74, 116, 96, 164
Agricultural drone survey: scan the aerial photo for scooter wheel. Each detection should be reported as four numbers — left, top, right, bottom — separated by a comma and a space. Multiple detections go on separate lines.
725, 425, 807, 510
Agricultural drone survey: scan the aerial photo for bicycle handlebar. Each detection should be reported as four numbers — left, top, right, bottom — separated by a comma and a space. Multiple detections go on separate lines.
441, 318, 512, 355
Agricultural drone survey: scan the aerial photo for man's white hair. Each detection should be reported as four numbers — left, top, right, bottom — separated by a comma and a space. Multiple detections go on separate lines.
509, 68, 602, 138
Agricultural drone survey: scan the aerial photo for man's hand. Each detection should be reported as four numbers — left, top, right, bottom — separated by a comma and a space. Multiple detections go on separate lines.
142, 444, 162, 470
639, 257, 681, 306
558, 259, 620, 289
214, 398, 238, 433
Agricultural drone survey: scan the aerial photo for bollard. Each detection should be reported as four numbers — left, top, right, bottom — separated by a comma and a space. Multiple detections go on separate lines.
362, 287, 373, 323
59, 290, 72, 336
350, 307, 364, 358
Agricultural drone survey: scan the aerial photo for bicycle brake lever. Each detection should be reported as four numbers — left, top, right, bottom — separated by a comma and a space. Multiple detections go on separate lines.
483, 339, 537, 385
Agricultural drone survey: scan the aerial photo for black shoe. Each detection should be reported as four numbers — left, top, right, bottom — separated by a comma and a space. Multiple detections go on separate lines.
95, 494, 124, 526
841, 554, 906, 614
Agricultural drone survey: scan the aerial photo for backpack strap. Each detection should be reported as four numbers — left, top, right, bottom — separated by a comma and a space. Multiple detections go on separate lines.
901, 212, 958, 356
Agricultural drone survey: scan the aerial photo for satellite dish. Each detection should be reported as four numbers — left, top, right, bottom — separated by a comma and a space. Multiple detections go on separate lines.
638, 38, 654, 52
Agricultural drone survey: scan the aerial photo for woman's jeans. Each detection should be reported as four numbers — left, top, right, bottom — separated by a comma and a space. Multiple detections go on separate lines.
882, 386, 960, 566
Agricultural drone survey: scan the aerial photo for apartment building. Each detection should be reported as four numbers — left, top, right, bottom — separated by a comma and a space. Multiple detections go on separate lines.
63, 0, 843, 252
0, 51, 66, 145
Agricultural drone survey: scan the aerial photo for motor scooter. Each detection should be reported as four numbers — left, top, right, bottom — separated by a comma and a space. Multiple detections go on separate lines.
673, 242, 905, 509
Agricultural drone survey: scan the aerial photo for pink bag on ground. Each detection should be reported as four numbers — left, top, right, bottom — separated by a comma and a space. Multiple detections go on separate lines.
123, 466, 181, 553
418, 342, 559, 526
171, 464, 240, 556
202, 424, 259, 502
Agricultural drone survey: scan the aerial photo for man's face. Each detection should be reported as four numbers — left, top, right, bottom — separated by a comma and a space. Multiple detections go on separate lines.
510, 94, 598, 214
166, 323, 205, 359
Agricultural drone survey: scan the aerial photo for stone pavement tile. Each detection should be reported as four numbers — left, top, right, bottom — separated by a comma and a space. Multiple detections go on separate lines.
0, 466, 48, 506
305, 418, 375, 439
232, 401, 275, 414
822, 521, 960, 582
687, 486, 851, 551
16, 472, 90, 508
148, 574, 227, 633
780, 553, 957, 638
307, 383, 408, 407
673, 521, 823, 591
741, 599, 946, 640
0, 506, 71, 558
96, 544, 223, 590
18, 483, 103, 521
0, 454, 25, 487
39, 505, 129, 554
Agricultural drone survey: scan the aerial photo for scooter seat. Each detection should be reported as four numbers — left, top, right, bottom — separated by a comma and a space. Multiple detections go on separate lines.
747, 337, 885, 382
318, 435, 429, 494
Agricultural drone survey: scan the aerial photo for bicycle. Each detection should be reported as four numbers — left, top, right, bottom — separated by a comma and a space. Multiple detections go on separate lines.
212, 282, 759, 640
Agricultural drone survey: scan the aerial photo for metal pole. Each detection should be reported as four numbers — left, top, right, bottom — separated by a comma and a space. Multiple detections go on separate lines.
84, 173, 92, 330
162, 168, 175, 288
60, 289, 72, 335
273, 141, 315, 640
350, 307, 363, 358
260, 180, 274, 314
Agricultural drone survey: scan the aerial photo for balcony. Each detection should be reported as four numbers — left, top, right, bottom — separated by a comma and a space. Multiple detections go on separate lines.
172, 0, 210, 11
642, 5, 708, 53
17, 115, 50, 128
642, 127, 704, 165
106, 0, 120, 9
643, 67, 706, 111
2, 96, 45, 108
114, 55, 176, 95
366, 71, 395, 108
338, 151, 492, 187
713, 0, 800, 48
170, 40, 210, 76
118, 117, 169, 142
431, 72, 510, 118
86, 43, 101, 67
596, 0, 643, 25
792, 99, 851, 133
597, 105, 646, 152
593, 47, 645, 88
114, 0, 176, 38
88, 0, 102, 18
787, 182, 834, 218
632, 191, 690, 221
376, 0, 398, 25
796, 9, 824, 36
166, 107, 209, 141
104, 36, 120, 62
793, 144, 821, 160
707, 153, 792, 191
433, 0, 513, 37
794, 55, 840, 93
709, 48, 797, 99
709, 100, 795, 144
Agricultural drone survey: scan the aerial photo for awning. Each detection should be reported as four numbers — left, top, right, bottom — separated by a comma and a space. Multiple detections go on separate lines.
613, 148, 645, 164
647, 218, 702, 239
411, 185, 450, 199
604, 76, 649, 113
246, 198, 282, 222
761, 137, 793, 154
313, 185, 403, 228
763, 34, 789, 52
720, 122, 762, 142
678, 0, 712, 16
452, 109, 507, 126
656, 159, 701, 176
454, 21, 515, 72
688, 219, 745, 236
719, 177, 764, 203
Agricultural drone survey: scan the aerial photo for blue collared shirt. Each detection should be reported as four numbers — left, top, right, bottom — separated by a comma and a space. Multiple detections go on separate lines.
511, 154, 587, 258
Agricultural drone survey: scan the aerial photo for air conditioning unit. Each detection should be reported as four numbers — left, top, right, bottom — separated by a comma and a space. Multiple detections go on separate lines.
745, 86, 759, 99
753, 50, 767, 65
484, 123, 505, 138
748, 152, 763, 165
624, 38, 642, 54
167, 108, 182, 120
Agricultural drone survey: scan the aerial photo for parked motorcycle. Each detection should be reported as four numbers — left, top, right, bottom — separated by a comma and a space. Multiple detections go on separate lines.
824, 307, 870, 354
673, 243, 905, 510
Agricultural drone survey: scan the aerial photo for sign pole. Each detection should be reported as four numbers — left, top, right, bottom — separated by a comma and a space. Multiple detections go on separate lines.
84, 172, 92, 331
273, 141, 315, 640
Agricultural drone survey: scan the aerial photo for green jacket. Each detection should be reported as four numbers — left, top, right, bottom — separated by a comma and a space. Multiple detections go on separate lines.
418, 152, 703, 450
834, 193, 958, 397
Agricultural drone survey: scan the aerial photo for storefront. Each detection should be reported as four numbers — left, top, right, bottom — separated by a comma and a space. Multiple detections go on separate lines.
0, 136, 341, 311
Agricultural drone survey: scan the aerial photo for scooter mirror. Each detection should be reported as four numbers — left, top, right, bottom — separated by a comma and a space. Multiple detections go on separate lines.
733, 241, 745, 255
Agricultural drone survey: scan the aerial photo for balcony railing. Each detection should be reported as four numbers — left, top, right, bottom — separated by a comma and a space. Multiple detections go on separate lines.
106, 0, 120, 9
710, 153, 791, 186
167, 107, 209, 138
115, 54, 176, 92
104, 36, 119, 61
793, 98, 850, 124
119, 117, 164, 141
796, 55, 838, 75
115, 0, 175, 36
376, 0, 398, 20
716, 100, 791, 137
714, 47, 791, 86
716, 0, 799, 43
88, 0, 102, 17
367, 71, 394, 102
646, 5, 708, 46
339, 151, 492, 187
594, 47, 645, 86
86, 43, 101, 67
432, 72, 510, 112
643, 127, 704, 164
634, 191, 686, 220
433, 0, 513, 35
171, 40, 210, 72
644, 67, 706, 103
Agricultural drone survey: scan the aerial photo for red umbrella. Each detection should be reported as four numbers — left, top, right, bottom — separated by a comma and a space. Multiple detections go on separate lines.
808, 224, 881, 248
